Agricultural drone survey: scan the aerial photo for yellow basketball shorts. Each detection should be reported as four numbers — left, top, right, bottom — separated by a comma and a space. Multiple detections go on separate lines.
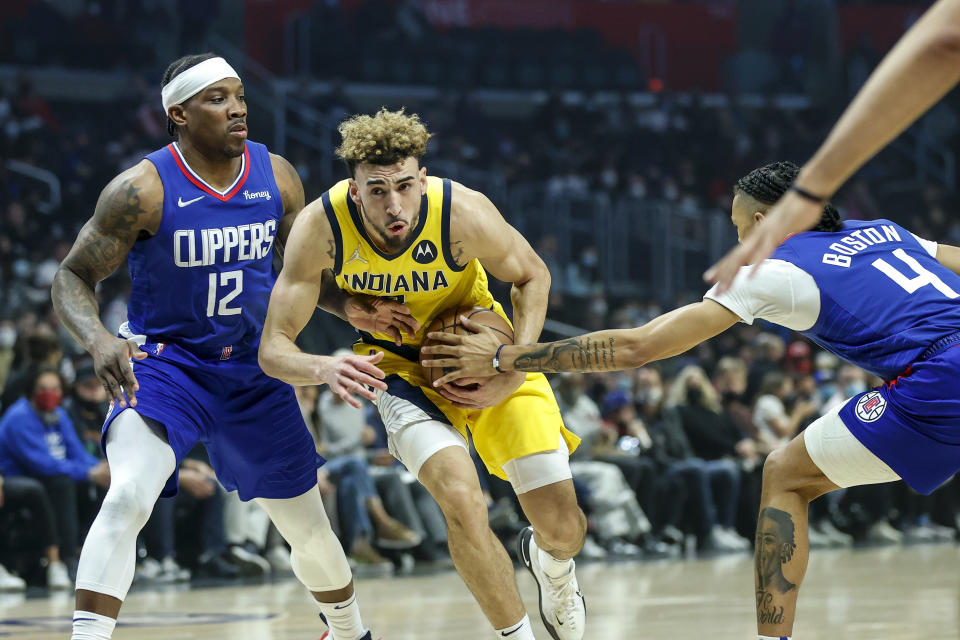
356, 346, 580, 479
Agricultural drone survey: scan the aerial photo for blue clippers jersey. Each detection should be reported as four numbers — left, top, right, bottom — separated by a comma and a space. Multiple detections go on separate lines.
772, 219, 960, 380
127, 141, 281, 356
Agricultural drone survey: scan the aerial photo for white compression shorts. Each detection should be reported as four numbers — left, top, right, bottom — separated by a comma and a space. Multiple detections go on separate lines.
803, 399, 901, 488
377, 389, 572, 495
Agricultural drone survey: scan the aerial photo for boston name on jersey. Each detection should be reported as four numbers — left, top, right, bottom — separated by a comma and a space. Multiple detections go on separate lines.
821, 223, 904, 267
173, 220, 276, 267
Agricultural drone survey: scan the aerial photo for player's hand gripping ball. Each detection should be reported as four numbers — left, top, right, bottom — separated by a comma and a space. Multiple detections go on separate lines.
419, 307, 513, 389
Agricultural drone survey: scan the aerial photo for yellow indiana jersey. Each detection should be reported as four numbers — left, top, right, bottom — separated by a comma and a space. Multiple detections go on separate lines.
323, 176, 498, 353
321, 175, 579, 479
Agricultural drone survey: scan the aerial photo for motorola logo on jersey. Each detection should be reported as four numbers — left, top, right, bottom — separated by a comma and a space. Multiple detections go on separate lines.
412, 240, 438, 264
173, 220, 277, 267
855, 391, 887, 423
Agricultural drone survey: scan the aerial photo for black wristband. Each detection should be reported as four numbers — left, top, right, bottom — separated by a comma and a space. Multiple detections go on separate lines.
789, 184, 828, 204
493, 344, 506, 374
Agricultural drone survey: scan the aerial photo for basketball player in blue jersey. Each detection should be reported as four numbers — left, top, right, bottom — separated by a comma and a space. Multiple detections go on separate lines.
423, 161, 960, 640
51, 54, 385, 640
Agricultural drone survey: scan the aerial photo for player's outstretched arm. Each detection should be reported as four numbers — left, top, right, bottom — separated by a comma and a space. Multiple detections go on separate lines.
936, 244, 960, 276
52, 161, 162, 408
706, 0, 960, 292
422, 300, 739, 384
431, 182, 552, 409
259, 204, 387, 407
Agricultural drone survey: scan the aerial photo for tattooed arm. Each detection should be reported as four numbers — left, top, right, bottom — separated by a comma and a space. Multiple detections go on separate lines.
259, 203, 387, 407
425, 182, 550, 409
421, 300, 740, 383
270, 153, 305, 266
51, 161, 163, 407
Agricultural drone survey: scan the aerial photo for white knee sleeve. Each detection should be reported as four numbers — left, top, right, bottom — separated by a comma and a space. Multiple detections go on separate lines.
75, 410, 176, 601
257, 488, 353, 592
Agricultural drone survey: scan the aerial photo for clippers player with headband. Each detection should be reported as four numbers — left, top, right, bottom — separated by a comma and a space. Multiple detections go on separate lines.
423, 161, 960, 640
52, 54, 384, 640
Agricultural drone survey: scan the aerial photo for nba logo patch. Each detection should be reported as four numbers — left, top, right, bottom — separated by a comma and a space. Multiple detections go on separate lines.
220, 345, 233, 361
155, 343, 165, 355
855, 391, 886, 422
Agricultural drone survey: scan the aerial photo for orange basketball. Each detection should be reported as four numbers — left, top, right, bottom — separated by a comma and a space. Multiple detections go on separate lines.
420, 306, 514, 388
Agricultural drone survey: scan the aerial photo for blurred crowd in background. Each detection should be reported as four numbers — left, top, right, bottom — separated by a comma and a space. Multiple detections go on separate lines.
1, 0, 959, 592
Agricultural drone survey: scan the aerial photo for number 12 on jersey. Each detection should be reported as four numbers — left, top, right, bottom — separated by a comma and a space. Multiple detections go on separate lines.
872, 249, 959, 299
207, 270, 243, 316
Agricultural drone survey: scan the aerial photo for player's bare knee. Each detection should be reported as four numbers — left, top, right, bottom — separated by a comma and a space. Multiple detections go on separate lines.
762, 447, 818, 502
531, 506, 586, 550
435, 482, 488, 534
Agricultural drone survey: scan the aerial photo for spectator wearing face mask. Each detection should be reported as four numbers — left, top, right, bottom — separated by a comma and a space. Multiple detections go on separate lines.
0, 366, 110, 587
62, 360, 110, 456
821, 364, 870, 414
0, 326, 62, 411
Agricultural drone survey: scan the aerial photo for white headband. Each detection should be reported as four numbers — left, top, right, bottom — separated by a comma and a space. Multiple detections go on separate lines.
161, 57, 241, 112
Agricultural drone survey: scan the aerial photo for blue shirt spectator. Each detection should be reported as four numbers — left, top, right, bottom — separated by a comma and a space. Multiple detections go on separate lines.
0, 387, 99, 482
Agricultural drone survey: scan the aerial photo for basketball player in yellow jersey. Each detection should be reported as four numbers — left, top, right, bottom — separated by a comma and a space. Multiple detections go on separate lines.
260, 109, 587, 640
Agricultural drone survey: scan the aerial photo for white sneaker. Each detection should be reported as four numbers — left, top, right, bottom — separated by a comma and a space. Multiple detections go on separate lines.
704, 526, 743, 553
0, 564, 26, 591
228, 545, 271, 576
577, 535, 607, 561
518, 527, 585, 640
265, 546, 292, 573
136, 557, 162, 582
814, 520, 853, 548
47, 561, 72, 590
867, 520, 903, 545
159, 557, 191, 582
720, 527, 751, 550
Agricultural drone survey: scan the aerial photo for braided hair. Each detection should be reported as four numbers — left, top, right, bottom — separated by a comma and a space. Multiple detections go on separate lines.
161, 52, 219, 137
735, 161, 842, 232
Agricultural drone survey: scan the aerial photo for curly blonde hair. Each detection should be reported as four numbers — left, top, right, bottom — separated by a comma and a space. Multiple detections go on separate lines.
336, 108, 432, 176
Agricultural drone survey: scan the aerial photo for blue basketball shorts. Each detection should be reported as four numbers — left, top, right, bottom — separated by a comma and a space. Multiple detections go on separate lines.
102, 341, 322, 501
841, 344, 960, 495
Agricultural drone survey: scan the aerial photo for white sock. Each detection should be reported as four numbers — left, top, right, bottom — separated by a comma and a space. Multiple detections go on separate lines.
538, 547, 572, 579
316, 594, 366, 640
759, 635, 791, 640
495, 614, 534, 639
71, 611, 117, 640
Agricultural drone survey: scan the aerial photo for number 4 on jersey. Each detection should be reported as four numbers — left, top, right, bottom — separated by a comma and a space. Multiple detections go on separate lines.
872, 248, 959, 299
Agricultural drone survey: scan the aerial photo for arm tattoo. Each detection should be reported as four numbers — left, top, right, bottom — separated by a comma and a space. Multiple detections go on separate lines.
511, 337, 617, 373
327, 238, 337, 260
450, 240, 466, 266
53, 175, 155, 348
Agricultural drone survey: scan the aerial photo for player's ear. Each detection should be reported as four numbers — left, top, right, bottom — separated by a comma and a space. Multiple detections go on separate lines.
419, 165, 427, 189
754, 211, 765, 224
348, 179, 361, 205
168, 105, 187, 128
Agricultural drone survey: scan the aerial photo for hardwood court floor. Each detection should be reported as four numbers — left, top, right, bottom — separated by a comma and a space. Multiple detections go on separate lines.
2, 545, 958, 639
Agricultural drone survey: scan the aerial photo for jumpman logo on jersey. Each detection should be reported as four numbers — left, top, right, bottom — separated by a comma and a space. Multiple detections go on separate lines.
344, 243, 368, 266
